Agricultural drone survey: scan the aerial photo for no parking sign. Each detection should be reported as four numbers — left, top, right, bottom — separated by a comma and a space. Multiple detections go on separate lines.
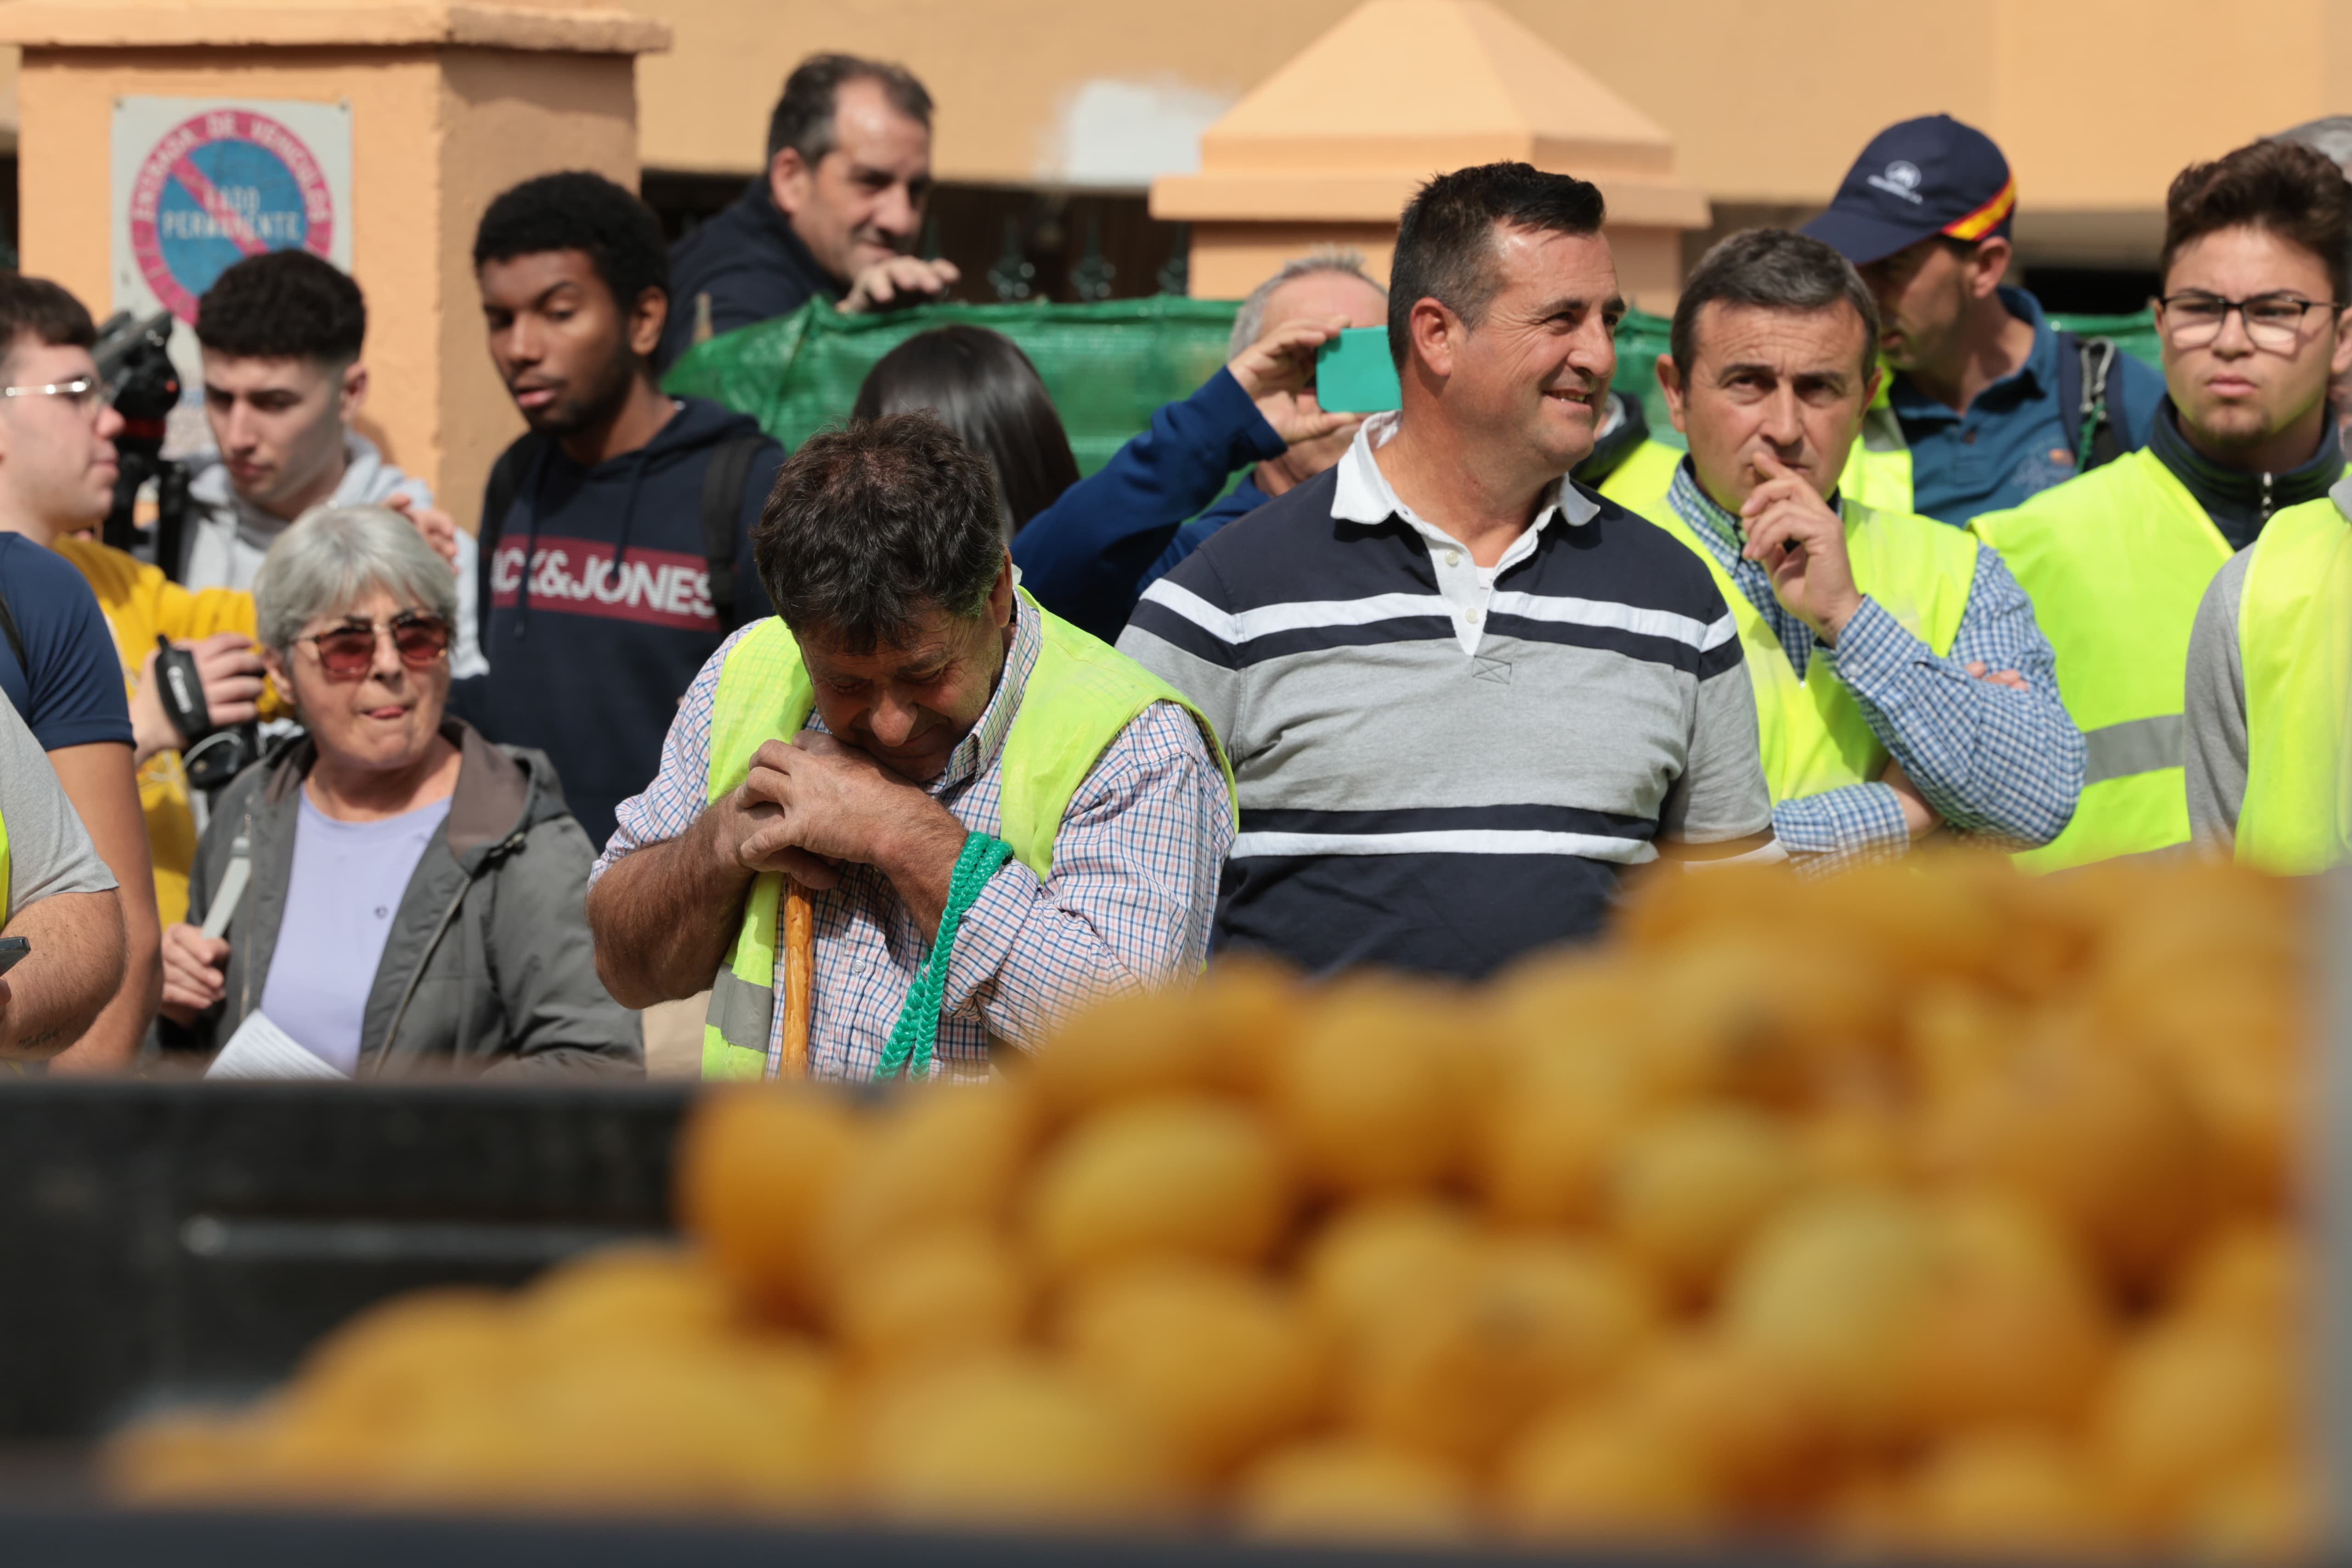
110, 96, 353, 330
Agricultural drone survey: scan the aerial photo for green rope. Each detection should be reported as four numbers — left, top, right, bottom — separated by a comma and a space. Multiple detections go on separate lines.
874, 832, 1015, 1080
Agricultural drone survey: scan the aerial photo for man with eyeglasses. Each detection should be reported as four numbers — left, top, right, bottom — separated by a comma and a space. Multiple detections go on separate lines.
0, 272, 167, 1068
1971, 139, 2352, 869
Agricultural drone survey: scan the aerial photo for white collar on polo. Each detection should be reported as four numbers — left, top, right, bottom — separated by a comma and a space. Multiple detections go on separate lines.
1329, 410, 1599, 532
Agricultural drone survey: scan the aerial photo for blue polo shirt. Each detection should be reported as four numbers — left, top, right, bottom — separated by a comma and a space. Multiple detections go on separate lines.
1891, 287, 2164, 527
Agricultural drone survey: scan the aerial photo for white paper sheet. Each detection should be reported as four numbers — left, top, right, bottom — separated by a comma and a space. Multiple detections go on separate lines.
204, 1008, 349, 1081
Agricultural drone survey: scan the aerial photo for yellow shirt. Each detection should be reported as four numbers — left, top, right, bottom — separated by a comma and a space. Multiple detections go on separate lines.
53, 534, 283, 925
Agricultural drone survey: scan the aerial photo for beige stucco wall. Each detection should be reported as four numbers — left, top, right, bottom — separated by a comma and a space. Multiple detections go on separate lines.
624, 0, 2352, 264
13, 40, 638, 526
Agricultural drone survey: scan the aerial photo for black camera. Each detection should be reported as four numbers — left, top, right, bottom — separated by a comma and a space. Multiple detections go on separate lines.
153, 636, 259, 791
93, 309, 191, 571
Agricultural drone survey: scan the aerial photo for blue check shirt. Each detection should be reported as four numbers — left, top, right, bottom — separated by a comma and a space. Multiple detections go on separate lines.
1667, 463, 2084, 866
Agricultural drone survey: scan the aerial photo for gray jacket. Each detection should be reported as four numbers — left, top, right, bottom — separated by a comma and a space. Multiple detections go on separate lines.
175, 720, 641, 1078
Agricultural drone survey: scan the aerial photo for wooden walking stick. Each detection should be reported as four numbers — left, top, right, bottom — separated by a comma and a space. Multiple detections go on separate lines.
780, 878, 815, 1077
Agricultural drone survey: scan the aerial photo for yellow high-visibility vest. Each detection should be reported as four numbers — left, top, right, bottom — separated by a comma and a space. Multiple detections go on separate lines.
1970, 450, 2234, 870
1595, 438, 1685, 517
2233, 496, 2352, 874
1629, 489, 1977, 802
695, 593, 1233, 1080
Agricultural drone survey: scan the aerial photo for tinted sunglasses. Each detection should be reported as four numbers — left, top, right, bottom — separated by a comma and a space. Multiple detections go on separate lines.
296, 612, 452, 678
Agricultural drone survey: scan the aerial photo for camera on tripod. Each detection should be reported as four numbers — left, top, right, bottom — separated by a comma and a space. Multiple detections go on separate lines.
96, 309, 257, 789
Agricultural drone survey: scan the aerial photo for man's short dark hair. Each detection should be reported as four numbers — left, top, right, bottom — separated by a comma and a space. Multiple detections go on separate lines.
472, 171, 669, 312
2162, 139, 2352, 303
754, 413, 1003, 653
0, 272, 95, 370
1386, 162, 1607, 368
767, 53, 934, 165
195, 250, 366, 364
1670, 229, 1882, 383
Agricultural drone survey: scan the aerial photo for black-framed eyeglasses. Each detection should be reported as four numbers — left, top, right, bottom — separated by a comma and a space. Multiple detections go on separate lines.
0, 374, 113, 413
294, 612, 452, 679
2156, 291, 2342, 351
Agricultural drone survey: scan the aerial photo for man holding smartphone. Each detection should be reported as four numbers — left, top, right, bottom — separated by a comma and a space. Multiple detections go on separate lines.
1120, 163, 1776, 979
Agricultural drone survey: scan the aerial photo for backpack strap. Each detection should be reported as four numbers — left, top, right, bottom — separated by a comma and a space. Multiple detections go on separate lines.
699, 435, 767, 629
2056, 330, 2126, 475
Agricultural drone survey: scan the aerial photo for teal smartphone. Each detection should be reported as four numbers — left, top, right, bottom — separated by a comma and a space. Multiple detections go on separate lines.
1314, 327, 1401, 414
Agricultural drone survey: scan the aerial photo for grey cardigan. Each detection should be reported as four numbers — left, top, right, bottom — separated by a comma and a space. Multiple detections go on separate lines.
173, 719, 642, 1078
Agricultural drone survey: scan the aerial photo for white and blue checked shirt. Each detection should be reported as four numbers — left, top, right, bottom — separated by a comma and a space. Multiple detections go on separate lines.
1666, 461, 2083, 866
592, 595, 1234, 1080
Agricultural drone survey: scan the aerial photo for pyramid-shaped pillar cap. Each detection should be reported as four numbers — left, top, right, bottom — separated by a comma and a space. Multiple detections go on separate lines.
1154, 0, 1704, 229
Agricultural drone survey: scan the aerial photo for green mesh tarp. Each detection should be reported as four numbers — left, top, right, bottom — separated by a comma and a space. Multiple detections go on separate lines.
666, 298, 2161, 467
664, 297, 1240, 476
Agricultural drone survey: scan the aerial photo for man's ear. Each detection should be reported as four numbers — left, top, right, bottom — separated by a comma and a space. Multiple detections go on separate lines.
260, 644, 289, 699
988, 550, 1016, 628
337, 361, 368, 425
2330, 308, 2352, 380
768, 147, 812, 218
1407, 297, 1459, 381
1968, 235, 2013, 298
1864, 363, 1886, 406
628, 288, 670, 360
1656, 352, 1689, 435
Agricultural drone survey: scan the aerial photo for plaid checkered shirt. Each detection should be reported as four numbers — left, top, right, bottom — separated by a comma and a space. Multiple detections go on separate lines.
592, 594, 1234, 1080
1666, 460, 2084, 867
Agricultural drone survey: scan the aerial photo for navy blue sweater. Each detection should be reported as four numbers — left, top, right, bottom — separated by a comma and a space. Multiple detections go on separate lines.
458, 397, 782, 848
1012, 367, 1286, 644
658, 179, 842, 372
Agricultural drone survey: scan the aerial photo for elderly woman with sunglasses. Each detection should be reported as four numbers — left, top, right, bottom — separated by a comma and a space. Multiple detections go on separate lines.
158, 505, 639, 1077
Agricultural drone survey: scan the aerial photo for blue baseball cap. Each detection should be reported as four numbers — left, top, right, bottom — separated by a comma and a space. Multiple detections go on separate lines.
1802, 115, 2018, 266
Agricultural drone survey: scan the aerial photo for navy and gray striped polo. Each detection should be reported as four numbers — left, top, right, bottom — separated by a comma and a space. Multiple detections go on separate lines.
1117, 418, 1774, 979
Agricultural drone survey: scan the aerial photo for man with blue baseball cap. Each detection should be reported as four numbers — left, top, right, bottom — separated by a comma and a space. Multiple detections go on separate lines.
1804, 114, 2165, 527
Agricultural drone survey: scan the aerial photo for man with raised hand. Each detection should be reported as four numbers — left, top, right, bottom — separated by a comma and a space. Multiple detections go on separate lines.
1120, 163, 1775, 980
589, 415, 1233, 1081
659, 53, 957, 368
1639, 229, 2080, 866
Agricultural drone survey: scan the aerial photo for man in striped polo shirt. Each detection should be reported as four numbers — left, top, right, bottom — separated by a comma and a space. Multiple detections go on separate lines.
1119, 163, 1775, 979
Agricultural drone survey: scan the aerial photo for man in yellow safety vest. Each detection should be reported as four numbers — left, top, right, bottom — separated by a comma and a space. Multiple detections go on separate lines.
1972, 138, 2352, 869
586, 413, 1235, 1082
1633, 228, 2083, 865
2183, 474, 2352, 873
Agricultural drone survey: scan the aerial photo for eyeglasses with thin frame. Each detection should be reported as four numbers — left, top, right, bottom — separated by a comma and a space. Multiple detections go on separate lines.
2157, 291, 2343, 352
0, 374, 113, 414
294, 612, 452, 679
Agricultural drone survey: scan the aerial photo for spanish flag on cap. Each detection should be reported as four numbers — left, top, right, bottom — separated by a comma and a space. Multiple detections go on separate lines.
1943, 175, 2018, 243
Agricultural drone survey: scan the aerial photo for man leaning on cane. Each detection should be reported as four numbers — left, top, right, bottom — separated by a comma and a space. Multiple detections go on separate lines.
587, 413, 1235, 1081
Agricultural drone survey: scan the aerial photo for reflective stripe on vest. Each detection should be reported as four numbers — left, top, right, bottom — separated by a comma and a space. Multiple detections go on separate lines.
1970, 449, 2234, 870
2235, 497, 2352, 873
697, 592, 1234, 1079
1634, 490, 1976, 801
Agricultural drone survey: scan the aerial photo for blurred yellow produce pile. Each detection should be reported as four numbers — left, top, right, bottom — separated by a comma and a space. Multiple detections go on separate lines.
112, 855, 2315, 1560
